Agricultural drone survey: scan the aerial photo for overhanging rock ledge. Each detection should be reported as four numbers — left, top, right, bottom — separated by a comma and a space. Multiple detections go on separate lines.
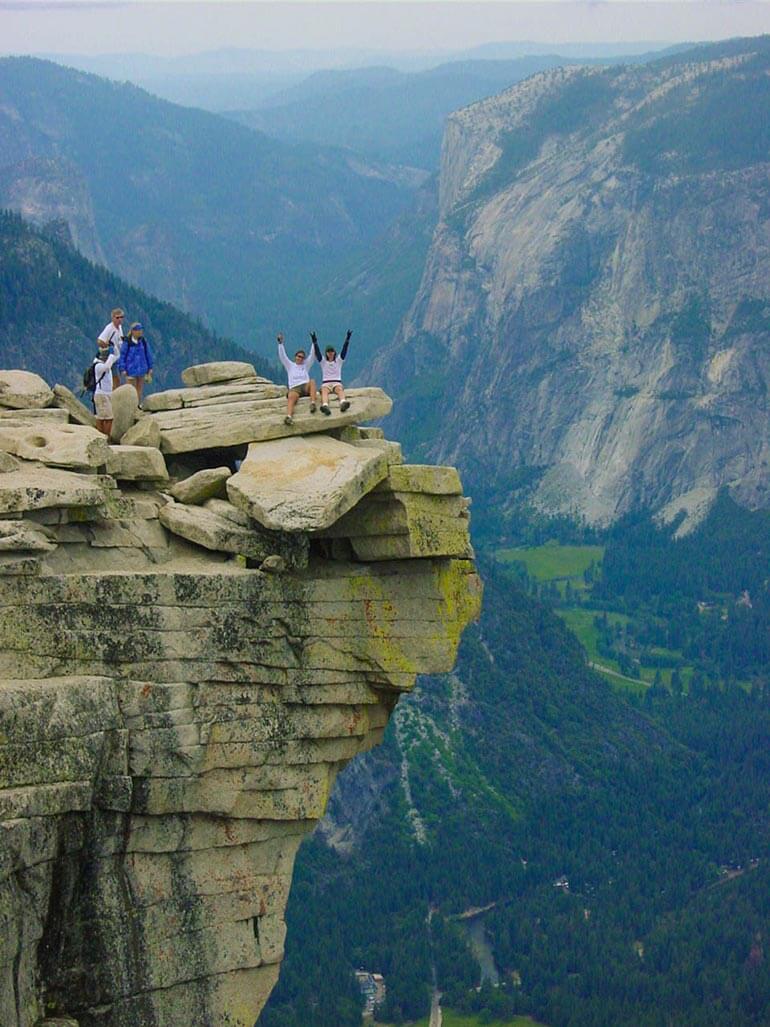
0, 362, 481, 1027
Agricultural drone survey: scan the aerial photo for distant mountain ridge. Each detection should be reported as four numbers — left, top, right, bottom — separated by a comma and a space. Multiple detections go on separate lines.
225, 56, 598, 169
372, 35, 770, 529
0, 56, 417, 349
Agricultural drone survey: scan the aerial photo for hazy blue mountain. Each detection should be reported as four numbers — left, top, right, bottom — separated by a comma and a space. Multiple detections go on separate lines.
42, 43, 678, 113
225, 56, 594, 169
0, 209, 276, 394
0, 57, 418, 349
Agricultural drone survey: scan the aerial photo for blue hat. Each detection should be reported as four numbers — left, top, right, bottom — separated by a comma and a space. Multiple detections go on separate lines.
130, 322, 144, 332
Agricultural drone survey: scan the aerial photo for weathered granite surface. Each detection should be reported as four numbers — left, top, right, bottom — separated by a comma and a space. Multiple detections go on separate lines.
0, 364, 481, 1027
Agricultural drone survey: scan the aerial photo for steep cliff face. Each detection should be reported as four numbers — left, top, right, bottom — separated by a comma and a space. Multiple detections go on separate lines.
374, 37, 770, 528
0, 364, 480, 1026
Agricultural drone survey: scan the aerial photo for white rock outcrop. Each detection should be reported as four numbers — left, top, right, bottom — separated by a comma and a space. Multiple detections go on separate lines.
227, 435, 389, 532
0, 363, 481, 1027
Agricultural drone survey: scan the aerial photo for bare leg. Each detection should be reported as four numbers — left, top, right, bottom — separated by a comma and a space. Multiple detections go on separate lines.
285, 390, 299, 424
336, 384, 350, 412
320, 385, 331, 415
309, 380, 317, 412
95, 418, 113, 437
129, 376, 144, 401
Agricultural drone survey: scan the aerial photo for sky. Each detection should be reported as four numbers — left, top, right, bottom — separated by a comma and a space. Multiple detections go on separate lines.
2, 0, 770, 58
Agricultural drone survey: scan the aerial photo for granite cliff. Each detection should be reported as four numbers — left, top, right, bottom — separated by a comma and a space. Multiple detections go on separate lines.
373, 36, 770, 529
0, 363, 481, 1026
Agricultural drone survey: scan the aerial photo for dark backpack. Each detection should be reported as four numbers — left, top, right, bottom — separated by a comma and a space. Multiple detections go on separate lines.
82, 361, 97, 394
81, 359, 108, 398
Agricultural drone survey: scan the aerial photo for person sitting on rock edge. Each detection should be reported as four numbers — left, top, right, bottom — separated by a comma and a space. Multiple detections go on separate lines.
277, 332, 317, 425
119, 322, 154, 404
93, 344, 118, 437
310, 330, 352, 415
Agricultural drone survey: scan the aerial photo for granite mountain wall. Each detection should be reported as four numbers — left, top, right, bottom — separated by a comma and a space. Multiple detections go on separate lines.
373, 37, 770, 529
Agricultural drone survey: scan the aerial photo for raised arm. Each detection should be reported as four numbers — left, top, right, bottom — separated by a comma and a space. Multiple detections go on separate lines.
310, 331, 322, 363
340, 329, 352, 361
276, 333, 292, 372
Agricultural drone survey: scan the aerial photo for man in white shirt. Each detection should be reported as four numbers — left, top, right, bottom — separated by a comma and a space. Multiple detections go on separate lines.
277, 332, 317, 425
93, 345, 118, 436
97, 308, 125, 388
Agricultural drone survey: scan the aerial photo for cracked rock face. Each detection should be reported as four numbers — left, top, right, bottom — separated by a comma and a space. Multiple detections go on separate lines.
373, 44, 770, 530
0, 362, 481, 1027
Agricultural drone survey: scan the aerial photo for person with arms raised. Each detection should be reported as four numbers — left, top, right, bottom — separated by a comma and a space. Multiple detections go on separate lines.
92, 343, 118, 437
277, 332, 317, 425
310, 330, 352, 415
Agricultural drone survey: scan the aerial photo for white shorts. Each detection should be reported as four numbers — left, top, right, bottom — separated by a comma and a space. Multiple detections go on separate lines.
94, 392, 113, 419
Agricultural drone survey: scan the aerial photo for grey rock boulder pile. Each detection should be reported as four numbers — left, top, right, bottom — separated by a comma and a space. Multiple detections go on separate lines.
0, 361, 481, 1027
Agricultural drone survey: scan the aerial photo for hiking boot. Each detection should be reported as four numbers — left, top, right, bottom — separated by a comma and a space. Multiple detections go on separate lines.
284, 415, 293, 426
340, 400, 350, 412
310, 403, 317, 413
320, 404, 331, 416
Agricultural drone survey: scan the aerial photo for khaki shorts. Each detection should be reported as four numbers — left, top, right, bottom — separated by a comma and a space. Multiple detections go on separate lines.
94, 392, 113, 419
288, 382, 311, 398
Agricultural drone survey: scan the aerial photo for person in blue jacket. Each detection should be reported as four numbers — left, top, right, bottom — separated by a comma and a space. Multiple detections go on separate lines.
119, 322, 154, 402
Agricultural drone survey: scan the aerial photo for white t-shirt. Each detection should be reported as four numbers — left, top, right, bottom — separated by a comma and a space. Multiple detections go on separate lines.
94, 353, 117, 395
278, 342, 315, 389
319, 354, 344, 383
98, 322, 124, 360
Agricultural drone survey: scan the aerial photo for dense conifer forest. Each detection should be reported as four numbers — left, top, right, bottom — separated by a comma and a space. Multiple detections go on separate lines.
262, 547, 770, 1027
0, 210, 276, 392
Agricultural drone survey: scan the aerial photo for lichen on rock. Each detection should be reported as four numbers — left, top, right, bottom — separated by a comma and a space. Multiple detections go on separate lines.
0, 362, 481, 1027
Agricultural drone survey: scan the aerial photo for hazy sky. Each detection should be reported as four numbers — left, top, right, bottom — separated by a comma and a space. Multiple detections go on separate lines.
2, 0, 770, 57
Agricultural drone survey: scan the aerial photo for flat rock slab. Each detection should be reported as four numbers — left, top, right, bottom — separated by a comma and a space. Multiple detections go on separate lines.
143, 380, 283, 413
0, 520, 57, 552
375, 464, 463, 495
110, 384, 139, 442
0, 370, 54, 409
181, 361, 259, 386
0, 422, 110, 470
227, 435, 389, 532
106, 445, 168, 483
121, 417, 162, 448
0, 407, 69, 422
170, 466, 231, 504
53, 383, 97, 427
150, 388, 392, 454
159, 500, 308, 567
0, 467, 111, 514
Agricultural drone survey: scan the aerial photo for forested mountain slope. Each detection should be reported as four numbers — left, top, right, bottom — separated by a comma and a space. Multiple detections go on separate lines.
0, 57, 417, 347
0, 210, 275, 391
373, 35, 770, 529
261, 561, 770, 1026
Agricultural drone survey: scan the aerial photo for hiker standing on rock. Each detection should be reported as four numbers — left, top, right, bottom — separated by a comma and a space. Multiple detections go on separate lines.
119, 322, 154, 403
310, 330, 352, 416
97, 307, 125, 388
92, 343, 118, 437
277, 332, 317, 425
